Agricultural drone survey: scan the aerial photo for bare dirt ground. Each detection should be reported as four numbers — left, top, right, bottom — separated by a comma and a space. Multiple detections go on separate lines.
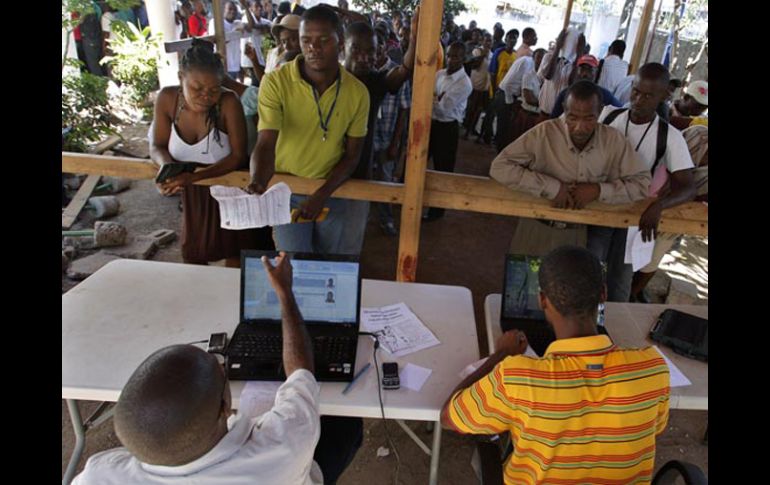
62, 124, 708, 482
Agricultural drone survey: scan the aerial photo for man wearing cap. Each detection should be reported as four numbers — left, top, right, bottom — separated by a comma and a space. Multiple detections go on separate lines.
670, 80, 708, 129
550, 54, 622, 118
264, 13, 301, 73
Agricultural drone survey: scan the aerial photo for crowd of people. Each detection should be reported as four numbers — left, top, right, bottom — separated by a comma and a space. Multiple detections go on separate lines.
69, 2, 709, 483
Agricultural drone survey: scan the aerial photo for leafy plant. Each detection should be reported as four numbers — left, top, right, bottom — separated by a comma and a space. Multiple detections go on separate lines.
101, 20, 162, 112
62, 60, 117, 152
352, 0, 467, 16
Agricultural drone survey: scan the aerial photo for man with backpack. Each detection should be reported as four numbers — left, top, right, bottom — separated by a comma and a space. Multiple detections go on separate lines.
598, 62, 696, 302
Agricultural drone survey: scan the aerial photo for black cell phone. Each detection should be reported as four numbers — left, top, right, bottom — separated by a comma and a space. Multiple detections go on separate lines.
207, 332, 228, 354
382, 362, 400, 390
155, 162, 197, 183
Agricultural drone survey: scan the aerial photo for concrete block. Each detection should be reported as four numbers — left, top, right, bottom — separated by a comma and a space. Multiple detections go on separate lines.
142, 229, 177, 247
94, 221, 127, 247
66, 252, 121, 280
105, 238, 157, 260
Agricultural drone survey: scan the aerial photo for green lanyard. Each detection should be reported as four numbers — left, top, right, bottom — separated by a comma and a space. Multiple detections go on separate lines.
311, 70, 342, 142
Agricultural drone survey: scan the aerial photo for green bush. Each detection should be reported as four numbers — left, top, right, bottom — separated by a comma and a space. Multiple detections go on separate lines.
101, 20, 162, 112
62, 61, 117, 152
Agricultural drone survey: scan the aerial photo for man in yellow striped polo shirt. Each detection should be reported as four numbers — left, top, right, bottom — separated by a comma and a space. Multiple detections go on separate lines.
441, 246, 670, 484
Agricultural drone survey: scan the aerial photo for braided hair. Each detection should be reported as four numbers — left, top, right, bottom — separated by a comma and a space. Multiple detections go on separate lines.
180, 38, 225, 147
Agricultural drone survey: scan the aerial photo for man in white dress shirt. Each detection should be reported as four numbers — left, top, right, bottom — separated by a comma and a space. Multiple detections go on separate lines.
72, 252, 361, 485
424, 41, 473, 220
596, 40, 629, 93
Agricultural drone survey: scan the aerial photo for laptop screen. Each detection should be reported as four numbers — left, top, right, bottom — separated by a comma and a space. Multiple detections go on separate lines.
242, 256, 359, 323
502, 254, 546, 321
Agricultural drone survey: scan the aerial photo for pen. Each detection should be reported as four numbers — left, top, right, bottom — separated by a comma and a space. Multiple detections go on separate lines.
342, 363, 371, 395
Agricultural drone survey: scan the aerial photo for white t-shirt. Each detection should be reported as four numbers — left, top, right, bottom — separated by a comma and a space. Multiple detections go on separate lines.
211, 19, 244, 72
600, 106, 694, 173
432, 68, 474, 123
537, 53, 572, 114
241, 12, 272, 68
101, 11, 116, 35
597, 55, 629, 93
613, 75, 635, 106
469, 48, 490, 91
520, 70, 542, 113
72, 369, 323, 485
499, 55, 534, 104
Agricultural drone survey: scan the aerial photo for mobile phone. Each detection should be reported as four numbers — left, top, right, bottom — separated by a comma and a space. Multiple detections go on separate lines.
207, 332, 228, 354
155, 162, 197, 184
291, 207, 330, 223
381, 362, 400, 390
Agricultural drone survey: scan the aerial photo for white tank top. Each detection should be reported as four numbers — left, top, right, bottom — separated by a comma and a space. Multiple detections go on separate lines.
167, 91, 231, 165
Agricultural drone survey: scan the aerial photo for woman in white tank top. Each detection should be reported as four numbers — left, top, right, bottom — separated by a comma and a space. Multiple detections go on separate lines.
150, 39, 267, 266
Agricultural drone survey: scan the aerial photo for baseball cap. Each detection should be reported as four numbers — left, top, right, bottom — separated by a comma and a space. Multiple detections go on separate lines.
271, 13, 301, 38
577, 55, 599, 68
685, 80, 708, 106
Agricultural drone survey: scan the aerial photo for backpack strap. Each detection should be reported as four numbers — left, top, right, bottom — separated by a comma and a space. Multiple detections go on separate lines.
651, 117, 669, 173
602, 107, 628, 125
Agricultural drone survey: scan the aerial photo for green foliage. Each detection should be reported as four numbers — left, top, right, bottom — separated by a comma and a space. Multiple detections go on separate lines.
352, 0, 467, 17
62, 0, 140, 32
101, 20, 162, 109
62, 61, 117, 152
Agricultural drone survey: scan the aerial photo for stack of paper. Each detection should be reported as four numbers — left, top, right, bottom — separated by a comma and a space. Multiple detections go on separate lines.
210, 182, 292, 230
360, 303, 440, 357
237, 381, 282, 418
624, 226, 656, 271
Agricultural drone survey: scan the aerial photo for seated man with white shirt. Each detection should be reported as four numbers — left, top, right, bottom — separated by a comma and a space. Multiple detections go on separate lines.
72, 252, 361, 485
424, 41, 473, 221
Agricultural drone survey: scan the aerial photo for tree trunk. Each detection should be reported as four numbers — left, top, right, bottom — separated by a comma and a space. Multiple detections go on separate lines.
684, 30, 707, 84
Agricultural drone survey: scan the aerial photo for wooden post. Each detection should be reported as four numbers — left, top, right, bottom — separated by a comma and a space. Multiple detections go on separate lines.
644, 0, 664, 64
396, 0, 444, 283
212, 0, 227, 65
562, 0, 575, 31
628, 0, 656, 74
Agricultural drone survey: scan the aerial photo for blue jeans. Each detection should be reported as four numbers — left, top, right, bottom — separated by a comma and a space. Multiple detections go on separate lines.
586, 225, 633, 302
373, 149, 396, 224
273, 195, 367, 255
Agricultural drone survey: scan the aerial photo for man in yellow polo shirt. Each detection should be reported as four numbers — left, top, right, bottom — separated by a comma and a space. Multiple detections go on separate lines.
441, 246, 670, 484
247, 5, 370, 255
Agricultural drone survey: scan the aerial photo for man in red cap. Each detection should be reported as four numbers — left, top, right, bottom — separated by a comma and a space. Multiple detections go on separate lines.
550, 55, 622, 118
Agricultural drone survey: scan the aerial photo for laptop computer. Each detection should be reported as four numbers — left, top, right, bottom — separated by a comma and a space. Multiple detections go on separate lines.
226, 251, 361, 382
500, 254, 609, 356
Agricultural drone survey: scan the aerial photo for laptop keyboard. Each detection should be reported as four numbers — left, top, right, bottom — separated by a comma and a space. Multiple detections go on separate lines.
229, 334, 355, 363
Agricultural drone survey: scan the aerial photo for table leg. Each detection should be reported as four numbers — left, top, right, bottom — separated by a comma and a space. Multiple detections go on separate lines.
63, 399, 86, 485
428, 421, 441, 485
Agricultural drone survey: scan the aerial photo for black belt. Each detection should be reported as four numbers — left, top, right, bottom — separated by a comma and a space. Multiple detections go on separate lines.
537, 219, 580, 230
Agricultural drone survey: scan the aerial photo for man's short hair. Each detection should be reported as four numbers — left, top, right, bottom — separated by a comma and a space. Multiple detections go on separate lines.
506, 29, 519, 38
637, 62, 670, 87
114, 345, 226, 465
538, 246, 604, 319
523, 27, 536, 37
609, 39, 626, 57
302, 4, 340, 34
448, 40, 466, 54
346, 21, 375, 41
565, 79, 603, 110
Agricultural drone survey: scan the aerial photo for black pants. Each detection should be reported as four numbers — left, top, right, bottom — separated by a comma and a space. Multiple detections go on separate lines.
495, 99, 515, 154
480, 89, 506, 144
427, 119, 460, 218
313, 416, 364, 484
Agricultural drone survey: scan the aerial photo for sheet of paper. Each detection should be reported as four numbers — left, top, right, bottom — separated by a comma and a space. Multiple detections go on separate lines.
653, 346, 692, 388
237, 381, 282, 418
624, 226, 656, 271
458, 345, 539, 379
360, 303, 441, 357
400, 363, 432, 391
459, 357, 488, 380
210, 182, 291, 230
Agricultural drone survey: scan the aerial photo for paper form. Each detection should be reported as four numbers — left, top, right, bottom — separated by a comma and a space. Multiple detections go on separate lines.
360, 303, 441, 357
653, 346, 693, 388
210, 182, 291, 230
624, 226, 656, 271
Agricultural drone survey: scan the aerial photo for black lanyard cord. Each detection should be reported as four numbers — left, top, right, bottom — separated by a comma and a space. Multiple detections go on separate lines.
311, 70, 342, 141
